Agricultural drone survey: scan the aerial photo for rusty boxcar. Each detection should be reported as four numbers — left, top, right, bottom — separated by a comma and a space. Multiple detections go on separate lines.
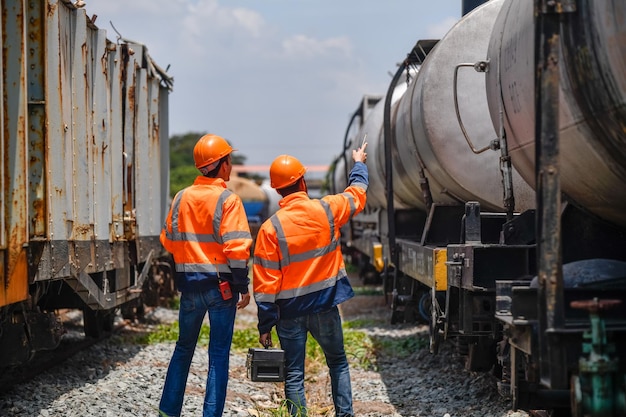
1, 0, 174, 365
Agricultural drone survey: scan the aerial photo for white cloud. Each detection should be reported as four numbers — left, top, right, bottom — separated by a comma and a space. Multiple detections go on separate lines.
231, 8, 266, 37
281, 34, 352, 61
85, 0, 462, 168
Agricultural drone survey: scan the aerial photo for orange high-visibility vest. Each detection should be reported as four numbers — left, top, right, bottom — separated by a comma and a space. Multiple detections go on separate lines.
253, 179, 366, 324
161, 176, 252, 276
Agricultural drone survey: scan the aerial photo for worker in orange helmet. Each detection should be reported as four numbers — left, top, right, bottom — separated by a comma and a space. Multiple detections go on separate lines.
159, 134, 252, 417
253, 141, 368, 417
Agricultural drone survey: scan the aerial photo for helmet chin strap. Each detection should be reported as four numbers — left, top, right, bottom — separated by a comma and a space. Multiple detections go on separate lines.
199, 160, 219, 176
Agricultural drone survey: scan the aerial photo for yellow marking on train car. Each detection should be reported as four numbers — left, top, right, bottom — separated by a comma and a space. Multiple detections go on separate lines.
434, 248, 447, 291
372, 243, 384, 272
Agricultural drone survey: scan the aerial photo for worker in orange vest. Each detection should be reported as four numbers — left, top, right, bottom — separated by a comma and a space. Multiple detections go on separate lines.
253, 142, 368, 417
159, 134, 252, 417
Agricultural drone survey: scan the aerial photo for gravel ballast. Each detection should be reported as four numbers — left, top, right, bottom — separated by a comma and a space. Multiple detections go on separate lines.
0, 287, 531, 417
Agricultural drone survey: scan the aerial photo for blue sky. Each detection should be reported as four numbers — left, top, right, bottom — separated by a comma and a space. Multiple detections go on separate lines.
86, 0, 461, 175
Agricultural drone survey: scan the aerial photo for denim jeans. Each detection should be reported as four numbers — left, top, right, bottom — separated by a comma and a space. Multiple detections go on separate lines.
276, 306, 353, 417
159, 288, 237, 417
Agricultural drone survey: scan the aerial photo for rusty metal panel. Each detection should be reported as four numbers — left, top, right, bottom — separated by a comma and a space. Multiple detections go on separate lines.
92, 28, 111, 242
123, 44, 139, 234
3, 0, 172, 307
134, 66, 157, 263
71, 9, 93, 244
108, 45, 125, 243
144, 72, 166, 260
159, 86, 171, 222
46, 0, 70, 243
135, 66, 164, 241
147, 73, 163, 237
1, 0, 29, 306
43, 0, 74, 279
134, 66, 151, 243
91, 28, 114, 273
27, 0, 46, 239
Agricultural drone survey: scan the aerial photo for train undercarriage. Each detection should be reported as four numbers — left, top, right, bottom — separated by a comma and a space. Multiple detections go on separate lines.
346, 201, 626, 416
0, 240, 176, 367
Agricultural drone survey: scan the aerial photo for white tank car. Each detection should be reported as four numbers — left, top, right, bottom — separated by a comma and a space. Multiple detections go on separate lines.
392, 0, 534, 212
338, 0, 535, 213
486, 0, 626, 227
334, 84, 410, 210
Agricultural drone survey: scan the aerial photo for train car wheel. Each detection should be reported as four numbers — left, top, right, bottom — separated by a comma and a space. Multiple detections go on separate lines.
418, 292, 431, 323
121, 299, 146, 322
83, 307, 116, 339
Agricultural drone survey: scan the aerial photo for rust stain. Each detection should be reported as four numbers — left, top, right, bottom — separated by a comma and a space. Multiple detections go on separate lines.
46, 1, 57, 18
125, 163, 134, 213
151, 114, 160, 144
0, 249, 28, 306
31, 198, 45, 231
127, 85, 136, 113
1, 229, 29, 307
101, 45, 109, 80
101, 136, 108, 165
6, 249, 29, 304
74, 224, 92, 235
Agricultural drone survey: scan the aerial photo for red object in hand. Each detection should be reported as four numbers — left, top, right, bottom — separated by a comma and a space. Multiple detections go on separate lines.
219, 280, 232, 300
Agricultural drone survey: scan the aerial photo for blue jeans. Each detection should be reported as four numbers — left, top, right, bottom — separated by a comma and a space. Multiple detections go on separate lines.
159, 288, 237, 417
276, 306, 353, 417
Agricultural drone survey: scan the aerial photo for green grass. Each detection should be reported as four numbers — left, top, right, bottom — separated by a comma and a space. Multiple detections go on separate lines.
351, 286, 384, 296
134, 309, 428, 417
345, 262, 358, 274
372, 334, 429, 358
139, 318, 425, 368
342, 318, 380, 329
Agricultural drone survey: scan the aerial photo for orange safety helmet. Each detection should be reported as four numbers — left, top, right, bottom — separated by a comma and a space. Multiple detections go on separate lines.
193, 134, 234, 172
270, 155, 307, 189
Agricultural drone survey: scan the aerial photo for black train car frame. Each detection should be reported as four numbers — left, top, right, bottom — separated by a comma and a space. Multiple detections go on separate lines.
0, 0, 175, 365
328, 0, 626, 415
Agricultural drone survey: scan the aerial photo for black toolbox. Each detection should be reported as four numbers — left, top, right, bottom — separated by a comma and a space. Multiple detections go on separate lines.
246, 348, 285, 382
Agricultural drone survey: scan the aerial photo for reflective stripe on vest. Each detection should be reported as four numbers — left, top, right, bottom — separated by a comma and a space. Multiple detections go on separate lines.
341, 191, 357, 219
165, 188, 241, 273
273, 199, 338, 268
254, 268, 349, 302
255, 198, 345, 305
164, 188, 234, 244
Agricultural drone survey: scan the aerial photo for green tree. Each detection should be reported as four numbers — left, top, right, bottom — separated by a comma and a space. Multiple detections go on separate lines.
168, 132, 247, 197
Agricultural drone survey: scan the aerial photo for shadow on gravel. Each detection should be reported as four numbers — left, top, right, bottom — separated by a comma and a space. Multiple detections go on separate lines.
0, 318, 155, 412
339, 276, 520, 417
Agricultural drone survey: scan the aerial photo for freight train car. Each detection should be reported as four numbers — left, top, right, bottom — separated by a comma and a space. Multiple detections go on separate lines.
329, 0, 626, 415
0, 0, 174, 366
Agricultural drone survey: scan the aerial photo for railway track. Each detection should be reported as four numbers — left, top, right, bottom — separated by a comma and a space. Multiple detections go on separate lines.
0, 295, 531, 416
0, 310, 153, 394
